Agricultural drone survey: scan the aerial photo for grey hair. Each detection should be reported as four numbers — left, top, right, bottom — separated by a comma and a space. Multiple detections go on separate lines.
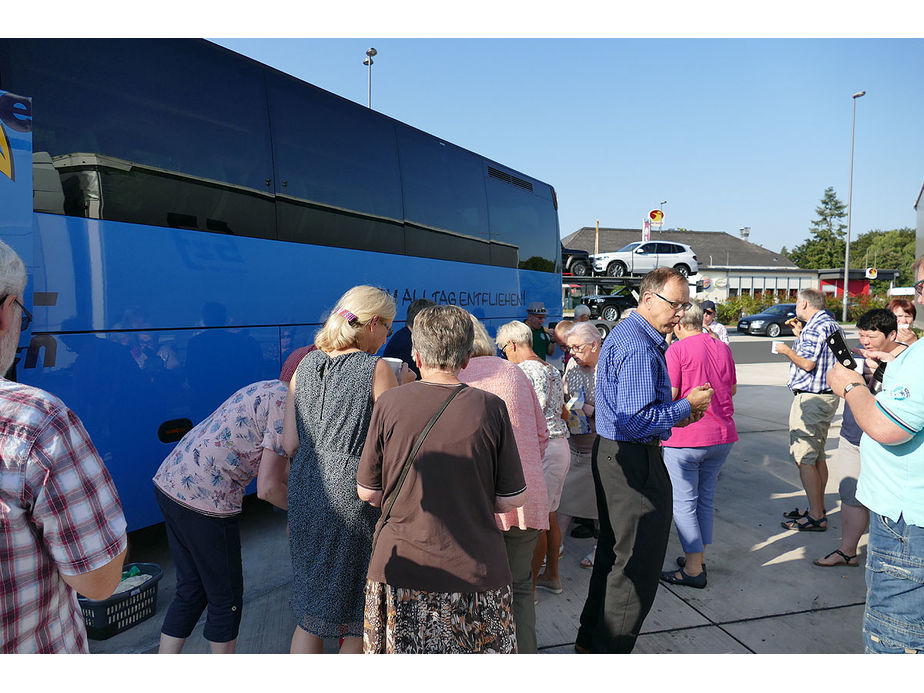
495, 320, 532, 350
797, 288, 826, 311
678, 301, 704, 330
565, 321, 602, 346
573, 304, 591, 318
0, 240, 27, 299
469, 314, 497, 357
412, 305, 474, 372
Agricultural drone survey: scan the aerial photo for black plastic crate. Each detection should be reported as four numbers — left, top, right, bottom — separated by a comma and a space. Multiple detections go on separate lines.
78, 562, 164, 640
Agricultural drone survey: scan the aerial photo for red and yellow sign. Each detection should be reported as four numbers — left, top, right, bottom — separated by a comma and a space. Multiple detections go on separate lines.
649, 209, 664, 223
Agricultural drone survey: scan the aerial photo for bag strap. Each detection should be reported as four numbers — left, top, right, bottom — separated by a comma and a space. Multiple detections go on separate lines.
371, 384, 467, 555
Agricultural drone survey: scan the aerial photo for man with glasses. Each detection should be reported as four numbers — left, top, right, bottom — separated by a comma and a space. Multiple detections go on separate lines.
575, 267, 713, 653
774, 288, 842, 533
701, 300, 729, 343
826, 256, 924, 654
0, 239, 127, 653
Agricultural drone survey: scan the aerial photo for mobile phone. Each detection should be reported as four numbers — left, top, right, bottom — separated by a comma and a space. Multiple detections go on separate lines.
826, 331, 858, 370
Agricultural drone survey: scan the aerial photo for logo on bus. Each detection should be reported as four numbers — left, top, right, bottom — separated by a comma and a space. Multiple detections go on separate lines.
0, 93, 34, 182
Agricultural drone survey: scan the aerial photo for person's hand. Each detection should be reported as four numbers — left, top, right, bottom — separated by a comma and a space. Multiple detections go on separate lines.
774, 342, 794, 357
685, 384, 714, 415
826, 363, 865, 397
399, 363, 417, 385
854, 348, 895, 364
897, 325, 917, 343
786, 318, 803, 337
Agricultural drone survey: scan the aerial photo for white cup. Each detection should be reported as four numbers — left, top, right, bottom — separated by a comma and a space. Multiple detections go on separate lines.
382, 357, 404, 380
771, 341, 783, 354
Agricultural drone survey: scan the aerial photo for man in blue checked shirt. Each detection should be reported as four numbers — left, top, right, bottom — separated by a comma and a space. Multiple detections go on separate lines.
575, 267, 713, 654
773, 288, 841, 533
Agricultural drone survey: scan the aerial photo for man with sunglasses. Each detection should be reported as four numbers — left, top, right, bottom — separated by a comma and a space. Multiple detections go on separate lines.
0, 240, 127, 653
701, 300, 729, 344
575, 267, 713, 654
827, 257, 924, 654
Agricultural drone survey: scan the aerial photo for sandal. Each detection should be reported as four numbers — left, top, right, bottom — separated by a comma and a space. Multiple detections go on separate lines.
781, 515, 827, 532
660, 567, 707, 589
580, 547, 595, 568
782, 506, 826, 520
813, 549, 859, 567
536, 576, 563, 594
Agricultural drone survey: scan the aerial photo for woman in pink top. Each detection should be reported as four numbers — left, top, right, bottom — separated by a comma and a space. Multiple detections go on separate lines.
459, 314, 549, 654
659, 302, 738, 589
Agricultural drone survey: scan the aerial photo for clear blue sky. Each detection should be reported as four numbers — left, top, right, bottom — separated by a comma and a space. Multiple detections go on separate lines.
213, 38, 923, 254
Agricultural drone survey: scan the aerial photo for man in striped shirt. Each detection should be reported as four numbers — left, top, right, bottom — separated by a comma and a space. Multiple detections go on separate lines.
575, 267, 713, 654
0, 240, 127, 653
773, 288, 841, 532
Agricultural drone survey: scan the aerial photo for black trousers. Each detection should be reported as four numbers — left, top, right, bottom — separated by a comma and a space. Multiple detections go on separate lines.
576, 436, 674, 653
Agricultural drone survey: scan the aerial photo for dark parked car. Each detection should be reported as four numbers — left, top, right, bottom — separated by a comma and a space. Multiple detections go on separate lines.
736, 303, 797, 338
562, 244, 591, 277
581, 289, 638, 322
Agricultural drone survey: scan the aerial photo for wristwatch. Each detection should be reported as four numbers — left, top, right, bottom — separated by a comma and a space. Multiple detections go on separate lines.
843, 382, 862, 396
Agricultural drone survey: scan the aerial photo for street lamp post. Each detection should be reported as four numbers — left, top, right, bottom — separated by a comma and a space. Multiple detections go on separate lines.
843, 90, 865, 322
363, 47, 377, 109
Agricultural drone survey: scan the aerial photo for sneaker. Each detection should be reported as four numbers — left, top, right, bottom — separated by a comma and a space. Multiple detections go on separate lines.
535, 577, 563, 594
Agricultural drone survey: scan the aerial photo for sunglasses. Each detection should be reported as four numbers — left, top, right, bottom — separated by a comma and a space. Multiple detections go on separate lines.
1, 295, 32, 332
914, 278, 924, 297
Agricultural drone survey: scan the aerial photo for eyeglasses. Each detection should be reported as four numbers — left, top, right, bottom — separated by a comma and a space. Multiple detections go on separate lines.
914, 278, 924, 297
565, 343, 593, 354
654, 293, 693, 312
703, 309, 715, 315
1, 295, 32, 332
500, 342, 510, 357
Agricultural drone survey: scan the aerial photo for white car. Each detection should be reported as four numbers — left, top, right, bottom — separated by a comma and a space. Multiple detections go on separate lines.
591, 240, 698, 278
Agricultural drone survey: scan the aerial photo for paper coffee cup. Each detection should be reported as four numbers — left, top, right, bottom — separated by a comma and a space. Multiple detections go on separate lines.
382, 357, 404, 379
771, 341, 782, 354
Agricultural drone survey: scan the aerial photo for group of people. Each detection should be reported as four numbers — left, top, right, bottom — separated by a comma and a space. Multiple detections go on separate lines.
3, 225, 922, 655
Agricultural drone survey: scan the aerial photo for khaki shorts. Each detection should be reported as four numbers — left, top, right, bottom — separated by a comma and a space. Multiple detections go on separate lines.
834, 437, 864, 507
788, 392, 840, 467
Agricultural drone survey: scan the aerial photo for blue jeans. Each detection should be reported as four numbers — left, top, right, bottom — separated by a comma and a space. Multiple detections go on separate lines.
662, 443, 734, 554
864, 512, 924, 654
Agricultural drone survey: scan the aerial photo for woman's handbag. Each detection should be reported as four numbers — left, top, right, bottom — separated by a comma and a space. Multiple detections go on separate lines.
370, 384, 467, 555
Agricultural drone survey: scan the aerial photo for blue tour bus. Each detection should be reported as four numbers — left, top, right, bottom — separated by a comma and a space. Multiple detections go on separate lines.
0, 39, 563, 530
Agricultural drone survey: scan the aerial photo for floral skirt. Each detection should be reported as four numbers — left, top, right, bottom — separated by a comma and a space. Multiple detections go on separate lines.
363, 580, 517, 654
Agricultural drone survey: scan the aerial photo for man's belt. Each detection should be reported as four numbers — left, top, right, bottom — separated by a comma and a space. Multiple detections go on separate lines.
792, 389, 833, 396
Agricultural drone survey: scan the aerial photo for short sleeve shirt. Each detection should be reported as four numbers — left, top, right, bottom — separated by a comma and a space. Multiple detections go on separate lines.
153, 380, 288, 516
663, 333, 738, 448
357, 382, 525, 593
1, 380, 128, 653
787, 311, 840, 392
517, 359, 569, 440
532, 326, 552, 360
856, 341, 924, 525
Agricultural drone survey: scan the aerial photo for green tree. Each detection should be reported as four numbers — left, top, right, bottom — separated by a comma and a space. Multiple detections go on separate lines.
788, 186, 847, 269
849, 227, 916, 289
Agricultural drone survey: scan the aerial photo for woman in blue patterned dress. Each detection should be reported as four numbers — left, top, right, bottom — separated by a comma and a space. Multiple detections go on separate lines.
284, 285, 405, 654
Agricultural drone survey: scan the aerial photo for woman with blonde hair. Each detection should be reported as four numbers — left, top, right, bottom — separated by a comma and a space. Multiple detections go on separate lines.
496, 321, 570, 596
285, 285, 408, 654
457, 314, 549, 653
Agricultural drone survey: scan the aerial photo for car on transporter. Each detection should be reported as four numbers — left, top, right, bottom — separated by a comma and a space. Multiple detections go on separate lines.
590, 240, 698, 278
580, 288, 639, 322
736, 303, 798, 337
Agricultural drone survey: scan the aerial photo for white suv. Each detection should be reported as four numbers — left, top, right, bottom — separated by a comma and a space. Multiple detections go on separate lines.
591, 241, 698, 278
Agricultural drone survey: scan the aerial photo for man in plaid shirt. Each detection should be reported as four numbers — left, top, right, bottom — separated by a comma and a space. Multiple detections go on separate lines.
773, 288, 842, 533
0, 240, 127, 653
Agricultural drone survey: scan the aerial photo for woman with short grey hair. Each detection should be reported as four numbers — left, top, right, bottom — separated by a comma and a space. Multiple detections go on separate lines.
358, 305, 527, 653
497, 320, 571, 597
558, 320, 603, 568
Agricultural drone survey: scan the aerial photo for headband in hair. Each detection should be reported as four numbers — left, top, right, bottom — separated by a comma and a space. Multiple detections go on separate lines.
336, 308, 359, 324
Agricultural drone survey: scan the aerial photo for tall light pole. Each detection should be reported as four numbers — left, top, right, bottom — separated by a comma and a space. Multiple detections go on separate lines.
842, 90, 865, 322
363, 47, 377, 109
